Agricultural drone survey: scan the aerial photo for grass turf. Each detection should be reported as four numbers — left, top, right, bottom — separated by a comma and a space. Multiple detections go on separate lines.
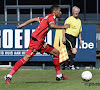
0, 69, 100, 90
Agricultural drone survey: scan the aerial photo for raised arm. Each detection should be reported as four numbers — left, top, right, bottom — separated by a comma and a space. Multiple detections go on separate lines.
17, 18, 39, 29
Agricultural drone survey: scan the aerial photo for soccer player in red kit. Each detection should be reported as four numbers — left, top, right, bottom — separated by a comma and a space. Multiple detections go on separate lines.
4, 5, 70, 84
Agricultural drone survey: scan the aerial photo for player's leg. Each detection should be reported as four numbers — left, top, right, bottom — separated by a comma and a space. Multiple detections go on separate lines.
8, 54, 33, 76
4, 49, 37, 84
49, 48, 68, 81
40, 44, 60, 75
4, 55, 32, 84
39, 44, 68, 81
4, 37, 39, 84
49, 48, 61, 74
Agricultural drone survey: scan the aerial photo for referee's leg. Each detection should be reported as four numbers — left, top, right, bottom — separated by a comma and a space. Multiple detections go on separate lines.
69, 48, 77, 70
63, 50, 71, 70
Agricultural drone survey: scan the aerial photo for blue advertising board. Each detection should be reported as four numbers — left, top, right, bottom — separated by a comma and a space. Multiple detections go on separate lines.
75, 25, 96, 62
0, 24, 53, 61
0, 24, 96, 62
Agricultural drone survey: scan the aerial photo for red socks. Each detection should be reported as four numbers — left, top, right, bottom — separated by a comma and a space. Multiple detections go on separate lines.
9, 58, 26, 76
9, 56, 61, 76
53, 55, 61, 75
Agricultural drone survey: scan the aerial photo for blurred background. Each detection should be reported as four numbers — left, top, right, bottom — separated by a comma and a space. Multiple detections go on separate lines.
0, 0, 100, 24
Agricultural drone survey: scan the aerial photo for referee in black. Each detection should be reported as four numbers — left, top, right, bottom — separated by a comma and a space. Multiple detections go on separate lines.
62, 6, 82, 70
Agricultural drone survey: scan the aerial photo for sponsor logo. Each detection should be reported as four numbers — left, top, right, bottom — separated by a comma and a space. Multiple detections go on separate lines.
76, 38, 94, 49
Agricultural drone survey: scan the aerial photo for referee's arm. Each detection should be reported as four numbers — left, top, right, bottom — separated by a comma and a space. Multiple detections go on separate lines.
62, 29, 66, 44
79, 33, 82, 46
79, 33, 82, 41
62, 19, 68, 44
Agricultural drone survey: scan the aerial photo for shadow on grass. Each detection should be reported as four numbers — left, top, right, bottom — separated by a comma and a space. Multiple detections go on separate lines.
25, 81, 64, 84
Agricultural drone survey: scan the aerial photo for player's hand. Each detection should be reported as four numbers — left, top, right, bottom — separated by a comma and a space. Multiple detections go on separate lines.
17, 25, 23, 29
62, 37, 66, 45
80, 39, 82, 46
64, 24, 70, 29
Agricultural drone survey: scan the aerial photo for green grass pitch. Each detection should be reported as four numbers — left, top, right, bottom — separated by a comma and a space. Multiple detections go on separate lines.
0, 69, 100, 90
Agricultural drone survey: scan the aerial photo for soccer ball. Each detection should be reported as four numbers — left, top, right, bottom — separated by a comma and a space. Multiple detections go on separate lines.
81, 71, 92, 81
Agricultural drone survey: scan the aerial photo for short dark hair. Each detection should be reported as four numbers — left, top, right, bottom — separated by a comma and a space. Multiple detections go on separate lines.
51, 5, 60, 13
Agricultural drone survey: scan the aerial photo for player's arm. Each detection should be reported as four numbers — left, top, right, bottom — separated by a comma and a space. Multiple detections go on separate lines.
49, 23, 70, 29
17, 18, 39, 29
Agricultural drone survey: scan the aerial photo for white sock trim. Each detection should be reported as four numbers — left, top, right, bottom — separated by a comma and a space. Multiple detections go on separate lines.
57, 74, 62, 78
7, 74, 12, 78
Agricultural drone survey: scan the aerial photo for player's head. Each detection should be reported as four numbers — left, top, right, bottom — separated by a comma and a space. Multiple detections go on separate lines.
51, 5, 62, 18
72, 6, 80, 18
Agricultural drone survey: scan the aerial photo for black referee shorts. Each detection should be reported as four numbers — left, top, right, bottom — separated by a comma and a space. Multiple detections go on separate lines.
65, 33, 76, 50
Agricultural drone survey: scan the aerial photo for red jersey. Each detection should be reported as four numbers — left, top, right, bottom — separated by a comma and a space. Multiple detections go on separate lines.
31, 14, 56, 42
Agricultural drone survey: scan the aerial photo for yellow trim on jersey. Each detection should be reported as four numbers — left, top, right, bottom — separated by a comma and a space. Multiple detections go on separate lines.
64, 16, 82, 37
65, 37, 72, 49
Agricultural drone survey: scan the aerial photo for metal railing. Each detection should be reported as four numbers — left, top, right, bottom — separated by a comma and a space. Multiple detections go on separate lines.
4, 4, 70, 25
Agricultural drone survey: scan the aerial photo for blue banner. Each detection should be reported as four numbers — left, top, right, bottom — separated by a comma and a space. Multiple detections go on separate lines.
0, 24, 53, 61
75, 25, 96, 62
0, 24, 96, 62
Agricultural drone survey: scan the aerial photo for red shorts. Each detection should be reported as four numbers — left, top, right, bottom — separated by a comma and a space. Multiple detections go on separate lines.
25, 37, 54, 56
